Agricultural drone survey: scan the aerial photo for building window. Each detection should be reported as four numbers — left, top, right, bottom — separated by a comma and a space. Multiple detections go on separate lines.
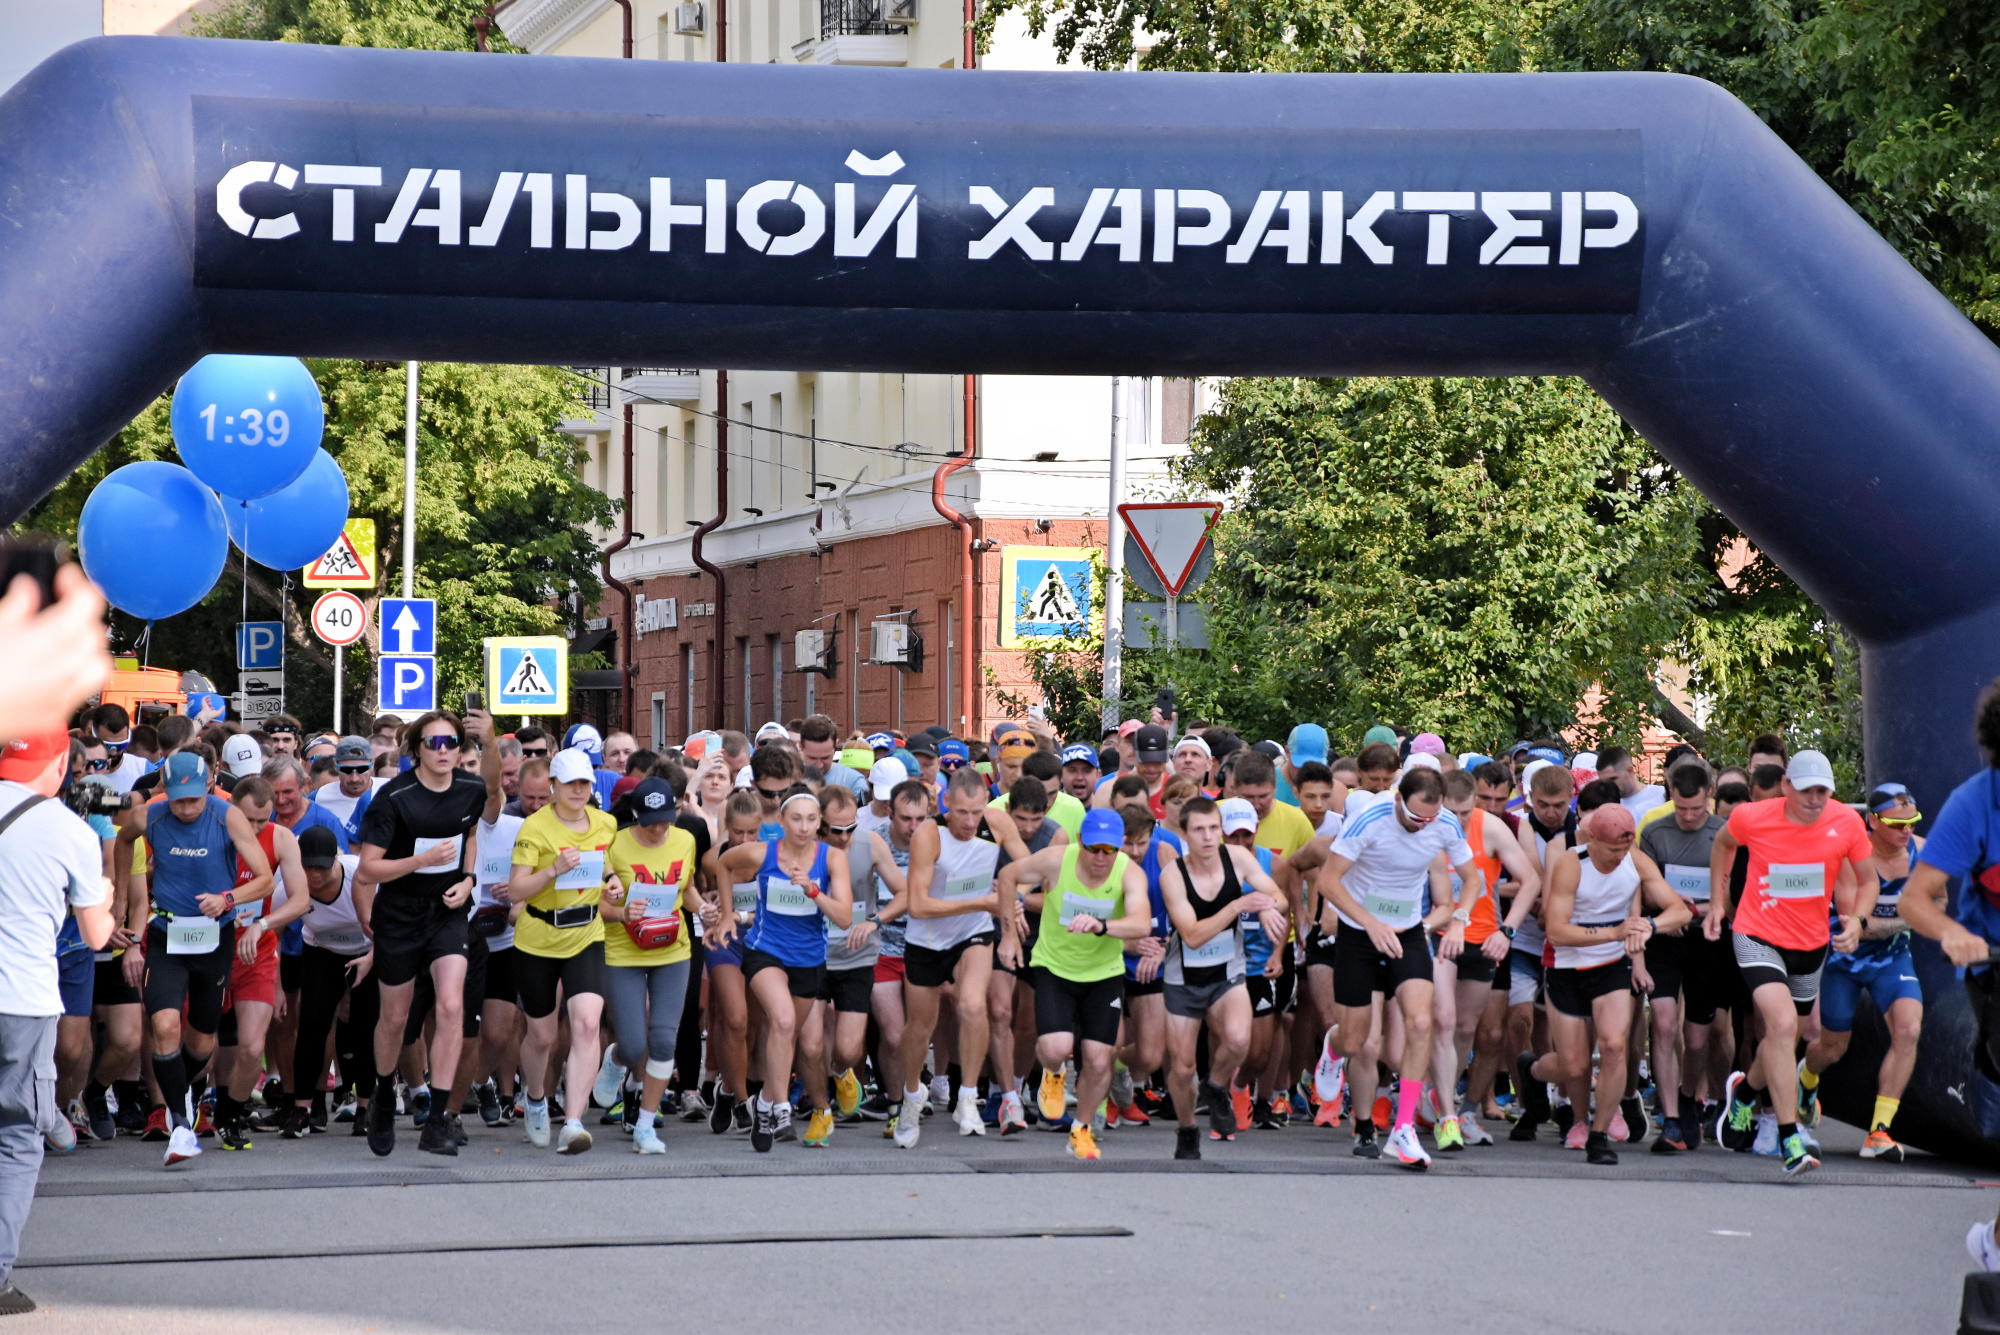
848, 609, 860, 733
768, 634, 783, 724
682, 642, 694, 734
650, 692, 666, 750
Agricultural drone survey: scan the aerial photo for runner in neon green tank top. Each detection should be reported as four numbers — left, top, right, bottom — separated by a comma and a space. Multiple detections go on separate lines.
998, 807, 1150, 1161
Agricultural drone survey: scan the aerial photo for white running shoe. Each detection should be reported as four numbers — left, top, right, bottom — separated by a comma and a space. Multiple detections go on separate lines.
1459, 1110, 1495, 1146
1798, 1123, 1821, 1154
557, 1120, 593, 1155
1751, 1111, 1779, 1156
1970, 1220, 2000, 1272
1386, 1123, 1431, 1171
524, 1101, 551, 1148
930, 1075, 951, 1111
954, 1092, 986, 1137
633, 1120, 665, 1155
893, 1091, 924, 1149
998, 1090, 1027, 1135
163, 1124, 201, 1168
592, 1050, 624, 1113
1314, 1033, 1346, 1106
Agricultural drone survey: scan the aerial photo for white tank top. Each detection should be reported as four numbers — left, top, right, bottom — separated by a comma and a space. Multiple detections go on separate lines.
302, 854, 371, 956
1554, 848, 1639, 970
906, 825, 999, 951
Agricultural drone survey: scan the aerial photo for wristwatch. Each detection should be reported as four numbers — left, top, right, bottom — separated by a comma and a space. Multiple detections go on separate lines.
1451, 908, 1471, 925
1499, 925, 1516, 939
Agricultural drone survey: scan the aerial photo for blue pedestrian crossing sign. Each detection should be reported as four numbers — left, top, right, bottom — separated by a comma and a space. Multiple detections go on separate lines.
237, 621, 284, 671
379, 598, 437, 656
377, 653, 437, 713
484, 636, 566, 714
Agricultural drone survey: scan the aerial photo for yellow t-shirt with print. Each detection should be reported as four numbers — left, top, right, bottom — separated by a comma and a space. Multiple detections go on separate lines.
1256, 799, 1315, 859
510, 805, 617, 960
604, 825, 697, 967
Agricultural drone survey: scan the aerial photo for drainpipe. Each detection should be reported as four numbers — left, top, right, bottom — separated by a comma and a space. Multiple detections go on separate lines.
602, 394, 637, 732
692, 370, 728, 728
934, 375, 976, 733
612, 0, 634, 57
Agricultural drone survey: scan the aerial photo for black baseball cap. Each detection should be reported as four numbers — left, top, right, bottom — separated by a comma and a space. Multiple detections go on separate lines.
1134, 725, 1172, 763
904, 734, 939, 758
298, 825, 341, 869
630, 777, 680, 825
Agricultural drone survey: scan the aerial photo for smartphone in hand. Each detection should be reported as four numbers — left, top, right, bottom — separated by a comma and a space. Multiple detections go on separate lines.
465, 689, 484, 713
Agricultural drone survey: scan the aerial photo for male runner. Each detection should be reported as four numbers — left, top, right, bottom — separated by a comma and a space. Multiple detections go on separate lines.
1706, 750, 1875, 1176
1061, 744, 1103, 806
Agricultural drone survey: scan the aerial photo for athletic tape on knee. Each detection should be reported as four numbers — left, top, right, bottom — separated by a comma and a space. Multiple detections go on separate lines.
645, 1058, 674, 1080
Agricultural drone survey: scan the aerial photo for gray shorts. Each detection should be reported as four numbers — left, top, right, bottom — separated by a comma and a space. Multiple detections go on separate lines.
1731, 930, 1828, 1016
1508, 953, 1544, 1008
1164, 974, 1244, 1020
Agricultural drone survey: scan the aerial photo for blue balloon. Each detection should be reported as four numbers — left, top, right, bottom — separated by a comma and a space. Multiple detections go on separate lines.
77, 462, 229, 620
220, 449, 350, 570
170, 355, 325, 499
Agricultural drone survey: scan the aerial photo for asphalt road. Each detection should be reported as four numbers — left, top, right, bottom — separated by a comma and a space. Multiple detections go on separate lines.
11, 1109, 1984, 1333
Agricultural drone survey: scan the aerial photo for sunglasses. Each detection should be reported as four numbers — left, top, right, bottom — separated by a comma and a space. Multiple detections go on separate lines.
419, 735, 462, 752
1082, 842, 1120, 855
101, 741, 127, 755
337, 764, 371, 775
520, 746, 549, 757
824, 822, 857, 836
82, 757, 113, 773
756, 785, 789, 800
939, 758, 964, 771
1876, 812, 1923, 827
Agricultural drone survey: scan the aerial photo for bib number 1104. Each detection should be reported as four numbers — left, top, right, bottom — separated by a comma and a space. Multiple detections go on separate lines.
197, 403, 291, 447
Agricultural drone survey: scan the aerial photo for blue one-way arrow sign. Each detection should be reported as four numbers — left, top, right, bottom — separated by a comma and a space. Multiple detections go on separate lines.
380, 598, 436, 656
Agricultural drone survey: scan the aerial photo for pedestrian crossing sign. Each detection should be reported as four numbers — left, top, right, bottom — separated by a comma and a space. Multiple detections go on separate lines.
484, 636, 567, 714
999, 547, 1098, 647
301, 519, 377, 589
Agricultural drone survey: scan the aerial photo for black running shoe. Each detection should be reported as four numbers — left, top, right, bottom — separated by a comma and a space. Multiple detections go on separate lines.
1515, 1053, 1550, 1124
709, 1091, 735, 1136
1551, 1103, 1575, 1137
751, 1102, 774, 1153
218, 1118, 253, 1152
1585, 1129, 1618, 1165
418, 1115, 458, 1157
1651, 1118, 1686, 1154
1620, 1095, 1648, 1143
0, 1281, 35, 1315
477, 1081, 503, 1128
280, 1105, 311, 1140
449, 1111, 469, 1147
1175, 1126, 1201, 1161
1508, 1115, 1538, 1142
1204, 1082, 1237, 1140
367, 1096, 396, 1157
1352, 1131, 1381, 1160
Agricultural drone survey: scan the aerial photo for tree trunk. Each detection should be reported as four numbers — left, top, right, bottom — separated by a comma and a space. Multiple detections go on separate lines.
1651, 683, 1706, 748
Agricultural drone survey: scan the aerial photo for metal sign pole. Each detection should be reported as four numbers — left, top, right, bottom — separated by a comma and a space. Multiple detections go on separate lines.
333, 645, 343, 733
1166, 593, 1177, 648
403, 361, 418, 601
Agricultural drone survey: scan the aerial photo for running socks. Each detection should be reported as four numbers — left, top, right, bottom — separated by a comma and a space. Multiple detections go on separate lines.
151, 1051, 188, 1127
431, 1087, 453, 1122
1872, 1096, 1900, 1131
1798, 1065, 1820, 1092
1394, 1079, 1421, 1131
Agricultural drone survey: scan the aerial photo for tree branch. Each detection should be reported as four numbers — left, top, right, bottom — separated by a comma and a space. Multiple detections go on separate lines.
1652, 682, 1706, 748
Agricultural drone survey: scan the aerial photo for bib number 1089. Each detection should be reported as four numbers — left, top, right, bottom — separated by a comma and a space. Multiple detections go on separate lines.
197, 403, 291, 447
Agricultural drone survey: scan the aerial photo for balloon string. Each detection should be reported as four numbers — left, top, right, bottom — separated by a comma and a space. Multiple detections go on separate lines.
141, 620, 153, 670
240, 502, 250, 626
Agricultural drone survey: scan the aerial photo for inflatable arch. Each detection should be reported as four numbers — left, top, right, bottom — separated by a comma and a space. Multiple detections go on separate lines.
5, 37, 2000, 1160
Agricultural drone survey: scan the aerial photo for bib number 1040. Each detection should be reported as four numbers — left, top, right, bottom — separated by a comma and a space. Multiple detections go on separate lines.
197, 403, 291, 447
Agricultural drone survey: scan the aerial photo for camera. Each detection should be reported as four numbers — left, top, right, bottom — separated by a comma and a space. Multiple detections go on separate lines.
63, 777, 132, 820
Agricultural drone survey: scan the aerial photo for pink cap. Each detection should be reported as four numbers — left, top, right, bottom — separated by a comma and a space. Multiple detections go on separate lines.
1409, 733, 1447, 755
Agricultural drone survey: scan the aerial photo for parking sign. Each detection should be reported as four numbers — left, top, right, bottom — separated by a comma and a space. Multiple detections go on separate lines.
377, 654, 437, 713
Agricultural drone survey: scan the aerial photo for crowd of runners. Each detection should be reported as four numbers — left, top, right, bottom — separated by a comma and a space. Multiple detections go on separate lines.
43, 696, 1955, 1187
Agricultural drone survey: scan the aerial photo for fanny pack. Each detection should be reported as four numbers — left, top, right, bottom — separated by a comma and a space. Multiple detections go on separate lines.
526, 903, 598, 930
471, 904, 511, 938
628, 911, 682, 952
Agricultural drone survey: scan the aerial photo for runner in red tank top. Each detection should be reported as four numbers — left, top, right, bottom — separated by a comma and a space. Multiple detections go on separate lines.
213, 777, 310, 1149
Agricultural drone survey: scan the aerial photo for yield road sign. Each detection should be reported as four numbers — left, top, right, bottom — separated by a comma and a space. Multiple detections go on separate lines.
237, 621, 283, 671
377, 654, 437, 713
1117, 502, 1222, 597
310, 591, 369, 647
380, 598, 436, 655
303, 519, 377, 589
484, 636, 566, 714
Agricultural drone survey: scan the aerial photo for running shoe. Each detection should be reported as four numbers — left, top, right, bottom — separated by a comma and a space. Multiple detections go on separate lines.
1458, 1111, 1494, 1146
0, 1281, 33, 1316
1620, 1095, 1648, 1143
524, 1100, 551, 1148
1515, 1054, 1550, 1124
708, 1090, 735, 1136
730, 1101, 753, 1134
1650, 1118, 1686, 1153
1313, 1096, 1343, 1128
1416, 1083, 1444, 1132
476, 1081, 503, 1128
1314, 1028, 1344, 1103
1371, 1092, 1392, 1131
1205, 1082, 1237, 1141
1110, 1061, 1135, 1111
1780, 1131, 1818, 1176
1796, 1058, 1820, 1128
1564, 1122, 1588, 1151
333, 1094, 357, 1124
1432, 1115, 1465, 1152
217, 1118, 253, 1152
954, 1092, 986, 1137
1585, 1129, 1618, 1166
1718, 1073, 1757, 1152
1684, 1103, 1703, 1150
1969, 1220, 2000, 1272
367, 1095, 396, 1157
1608, 1108, 1631, 1143
1551, 1103, 1574, 1138
42, 1117, 75, 1156
998, 1091, 1028, 1136
418, 1116, 458, 1156
1288, 1086, 1313, 1120
1175, 1126, 1201, 1161
772, 1103, 797, 1143
1114, 1101, 1151, 1127
85, 1098, 114, 1143
1102, 1100, 1119, 1129
1067, 1123, 1100, 1161
678, 1088, 709, 1121
634, 1119, 666, 1154
858, 1090, 894, 1122
449, 1111, 469, 1146
115, 1101, 149, 1137
599, 1095, 627, 1126
1752, 1112, 1779, 1157
1351, 1128, 1381, 1159
803, 1108, 834, 1147
931, 1074, 952, 1111
163, 1124, 201, 1168
274, 1104, 308, 1140
893, 1091, 924, 1149
1860, 1128, 1904, 1162
1386, 1123, 1430, 1171
593, 1052, 625, 1114
1038, 1068, 1067, 1122
834, 1068, 862, 1119
553, 1119, 591, 1155
1252, 1097, 1282, 1131
407, 1087, 431, 1128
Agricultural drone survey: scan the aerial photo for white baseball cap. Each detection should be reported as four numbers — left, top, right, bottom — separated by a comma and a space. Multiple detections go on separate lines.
221, 733, 264, 779
1402, 752, 1442, 775
734, 765, 754, 789
869, 757, 909, 801
1217, 797, 1259, 836
755, 721, 789, 743
549, 748, 595, 785
1785, 750, 1837, 792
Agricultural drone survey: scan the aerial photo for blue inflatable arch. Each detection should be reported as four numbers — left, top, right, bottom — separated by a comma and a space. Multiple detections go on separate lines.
5, 37, 2000, 1159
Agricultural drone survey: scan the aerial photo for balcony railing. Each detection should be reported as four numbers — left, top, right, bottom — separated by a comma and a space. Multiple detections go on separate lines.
822, 0, 913, 38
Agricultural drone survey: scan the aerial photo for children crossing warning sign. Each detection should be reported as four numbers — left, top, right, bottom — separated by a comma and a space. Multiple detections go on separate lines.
302, 520, 377, 589
484, 636, 567, 714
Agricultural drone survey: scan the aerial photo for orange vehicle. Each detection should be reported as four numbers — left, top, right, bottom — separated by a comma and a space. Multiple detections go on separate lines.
98, 660, 187, 726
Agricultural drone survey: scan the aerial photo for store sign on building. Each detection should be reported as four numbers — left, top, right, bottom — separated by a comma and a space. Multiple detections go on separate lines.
999, 547, 1097, 647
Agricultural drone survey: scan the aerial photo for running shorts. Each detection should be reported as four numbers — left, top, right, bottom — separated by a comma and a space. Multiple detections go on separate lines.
404, 931, 487, 1042
57, 950, 93, 1019
1432, 936, 1498, 986
871, 954, 905, 984
819, 964, 873, 1014
371, 893, 469, 989
515, 941, 608, 1019
1303, 927, 1339, 971
1679, 927, 1742, 1026
93, 956, 140, 1008
706, 937, 744, 970
1123, 974, 1165, 999
1247, 969, 1295, 1017
742, 948, 826, 999
1032, 971, 1123, 1047
1507, 952, 1544, 1008
484, 944, 520, 1005
1333, 924, 1433, 1008
228, 928, 280, 1009
141, 918, 236, 1032
903, 930, 997, 989
1164, 973, 1242, 1020
1819, 948, 1923, 1033
1732, 930, 1827, 1016
1546, 958, 1632, 1019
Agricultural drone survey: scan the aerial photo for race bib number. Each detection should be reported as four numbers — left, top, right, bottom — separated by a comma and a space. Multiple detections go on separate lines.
1765, 862, 1826, 899
765, 874, 818, 917
1663, 864, 1710, 902
1182, 926, 1237, 966
233, 902, 259, 926
1362, 890, 1417, 923
940, 873, 992, 902
479, 845, 513, 883
314, 925, 367, 952
414, 835, 462, 869
730, 882, 759, 914
829, 896, 872, 941
1059, 893, 1115, 929
625, 888, 675, 920
165, 917, 221, 954
555, 849, 605, 891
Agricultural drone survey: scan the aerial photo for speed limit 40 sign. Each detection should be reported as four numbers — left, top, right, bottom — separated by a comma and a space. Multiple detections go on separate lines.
311, 591, 369, 647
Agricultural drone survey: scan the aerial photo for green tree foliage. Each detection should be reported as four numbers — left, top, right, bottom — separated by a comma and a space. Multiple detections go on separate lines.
191, 0, 511, 52
23, 363, 612, 731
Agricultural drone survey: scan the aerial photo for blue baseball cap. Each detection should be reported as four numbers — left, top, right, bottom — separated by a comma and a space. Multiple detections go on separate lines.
1527, 745, 1565, 766
893, 748, 919, 778
564, 723, 604, 762
1867, 781, 1910, 813
937, 739, 970, 766
866, 732, 895, 751
1286, 723, 1329, 765
1079, 808, 1125, 849
1060, 744, 1098, 768
163, 751, 209, 799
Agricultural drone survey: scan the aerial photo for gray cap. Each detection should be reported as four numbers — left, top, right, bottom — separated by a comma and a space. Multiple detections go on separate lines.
334, 736, 372, 766
1785, 750, 1837, 792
